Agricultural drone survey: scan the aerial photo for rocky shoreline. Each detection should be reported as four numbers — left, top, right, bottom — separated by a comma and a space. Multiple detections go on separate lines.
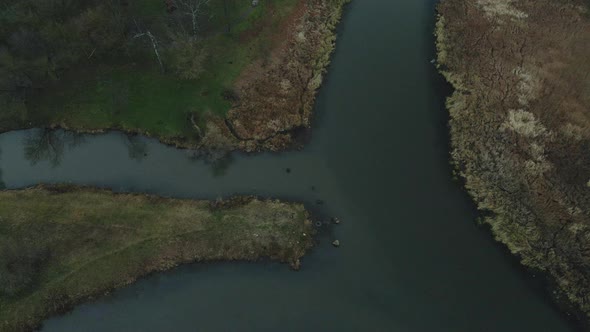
436, 0, 590, 324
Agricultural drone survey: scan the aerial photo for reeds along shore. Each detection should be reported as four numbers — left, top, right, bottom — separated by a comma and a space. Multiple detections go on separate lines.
436, 0, 590, 322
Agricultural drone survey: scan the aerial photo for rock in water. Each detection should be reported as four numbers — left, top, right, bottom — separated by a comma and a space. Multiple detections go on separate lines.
291, 259, 301, 270
332, 240, 340, 247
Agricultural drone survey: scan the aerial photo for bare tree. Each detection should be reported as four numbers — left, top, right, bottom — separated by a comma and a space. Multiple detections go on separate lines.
133, 20, 165, 72
174, 0, 210, 36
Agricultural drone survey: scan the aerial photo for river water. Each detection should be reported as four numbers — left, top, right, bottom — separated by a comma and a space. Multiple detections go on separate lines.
0, 0, 579, 331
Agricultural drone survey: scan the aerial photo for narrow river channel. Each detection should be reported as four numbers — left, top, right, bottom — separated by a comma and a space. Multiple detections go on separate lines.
0, 0, 580, 331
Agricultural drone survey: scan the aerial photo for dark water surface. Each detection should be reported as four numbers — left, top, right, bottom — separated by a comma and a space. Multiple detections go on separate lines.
0, 0, 579, 331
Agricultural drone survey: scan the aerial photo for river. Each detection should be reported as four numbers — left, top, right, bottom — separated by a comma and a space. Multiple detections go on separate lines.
0, 0, 580, 331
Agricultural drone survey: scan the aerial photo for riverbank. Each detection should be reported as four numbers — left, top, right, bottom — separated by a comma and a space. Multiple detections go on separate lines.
0, 185, 314, 331
437, 0, 590, 323
0, 0, 348, 153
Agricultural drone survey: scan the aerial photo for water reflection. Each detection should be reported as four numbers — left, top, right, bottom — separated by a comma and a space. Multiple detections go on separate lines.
0, 148, 5, 189
187, 149, 235, 177
23, 130, 64, 167
124, 135, 149, 161
23, 130, 86, 167
209, 153, 234, 177
19, 128, 235, 178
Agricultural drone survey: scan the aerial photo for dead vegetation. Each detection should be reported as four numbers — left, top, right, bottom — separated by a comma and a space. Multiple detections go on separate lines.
437, 0, 590, 319
202, 0, 348, 151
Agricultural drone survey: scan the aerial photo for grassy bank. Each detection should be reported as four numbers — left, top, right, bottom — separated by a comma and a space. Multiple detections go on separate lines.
436, 0, 590, 323
0, 0, 348, 151
0, 185, 314, 331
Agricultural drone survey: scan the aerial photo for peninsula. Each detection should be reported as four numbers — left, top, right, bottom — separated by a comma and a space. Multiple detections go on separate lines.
0, 185, 314, 331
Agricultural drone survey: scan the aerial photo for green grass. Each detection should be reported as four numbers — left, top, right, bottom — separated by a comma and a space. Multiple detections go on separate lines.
25, 0, 300, 142
0, 185, 313, 332
131, 0, 168, 17
29, 64, 230, 138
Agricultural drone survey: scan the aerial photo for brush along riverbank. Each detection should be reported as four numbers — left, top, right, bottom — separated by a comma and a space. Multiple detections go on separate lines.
0, 185, 314, 331
436, 0, 590, 323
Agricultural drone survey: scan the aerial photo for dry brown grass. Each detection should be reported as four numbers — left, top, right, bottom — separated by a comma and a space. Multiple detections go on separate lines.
208, 0, 349, 151
437, 0, 590, 320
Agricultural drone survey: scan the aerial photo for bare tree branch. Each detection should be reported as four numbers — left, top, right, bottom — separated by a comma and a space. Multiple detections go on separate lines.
174, 0, 210, 36
133, 20, 165, 72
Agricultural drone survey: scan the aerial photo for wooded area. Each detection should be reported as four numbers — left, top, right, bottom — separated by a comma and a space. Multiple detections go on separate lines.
0, 0, 263, 138
1, 0, 229, 103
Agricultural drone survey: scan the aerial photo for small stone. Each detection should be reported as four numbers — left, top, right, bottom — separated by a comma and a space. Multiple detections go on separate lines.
331, 217, 340, 224
332, 240, 340, 247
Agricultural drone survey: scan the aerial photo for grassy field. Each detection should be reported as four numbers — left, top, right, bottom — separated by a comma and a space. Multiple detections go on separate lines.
0, 185, 313, 331
1, 0, 348, 150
